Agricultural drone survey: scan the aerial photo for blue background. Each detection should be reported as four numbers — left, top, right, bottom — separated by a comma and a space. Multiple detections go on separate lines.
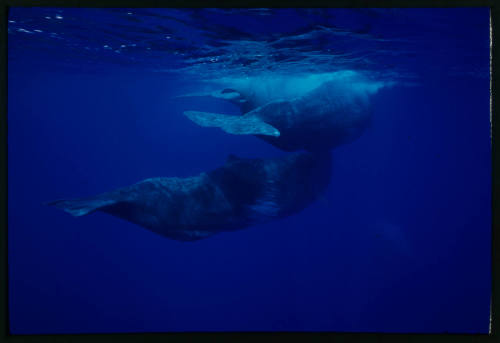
7, 8, 491, 334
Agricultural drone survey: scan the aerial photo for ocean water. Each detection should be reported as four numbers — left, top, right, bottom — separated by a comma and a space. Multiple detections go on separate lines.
7, 7, 491, 334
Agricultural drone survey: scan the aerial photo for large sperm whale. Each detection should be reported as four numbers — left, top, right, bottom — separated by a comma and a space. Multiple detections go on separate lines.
181, 71, 385, 151
48, 152, 332, 242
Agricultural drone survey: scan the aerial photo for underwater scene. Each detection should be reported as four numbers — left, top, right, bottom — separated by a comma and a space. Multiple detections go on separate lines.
7, 7, 491, 334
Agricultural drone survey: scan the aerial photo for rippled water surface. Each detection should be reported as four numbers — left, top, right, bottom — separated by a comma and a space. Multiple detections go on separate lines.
9, 7, 488, 80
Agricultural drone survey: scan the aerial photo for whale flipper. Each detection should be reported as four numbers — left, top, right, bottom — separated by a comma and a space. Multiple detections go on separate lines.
174, 89, 242, 100
184, 111, 280, 137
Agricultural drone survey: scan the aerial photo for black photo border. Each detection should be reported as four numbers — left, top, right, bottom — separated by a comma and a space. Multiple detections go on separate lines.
0, 0, 498, 342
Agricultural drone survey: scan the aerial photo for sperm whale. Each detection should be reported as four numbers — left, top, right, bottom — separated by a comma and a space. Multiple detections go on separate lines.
48, 152, 332, 241
181, 71, 384, 151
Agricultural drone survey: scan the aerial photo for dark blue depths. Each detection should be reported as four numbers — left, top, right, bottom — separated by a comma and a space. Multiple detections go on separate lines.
7, 8, 491, 334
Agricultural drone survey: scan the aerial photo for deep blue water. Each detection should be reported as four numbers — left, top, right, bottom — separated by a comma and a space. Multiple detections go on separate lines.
7, 7, 491, 334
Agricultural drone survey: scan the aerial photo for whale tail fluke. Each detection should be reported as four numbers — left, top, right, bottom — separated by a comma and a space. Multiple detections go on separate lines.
46, 197, 117, 217
184, 111, 280, 137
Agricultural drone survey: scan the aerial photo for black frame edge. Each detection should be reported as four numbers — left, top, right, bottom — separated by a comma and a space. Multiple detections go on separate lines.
0, 1, 498, 343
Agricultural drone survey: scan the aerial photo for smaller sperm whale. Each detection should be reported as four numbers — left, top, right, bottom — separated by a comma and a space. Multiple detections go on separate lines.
48, 152, 332, 242
182, 71, 384, 152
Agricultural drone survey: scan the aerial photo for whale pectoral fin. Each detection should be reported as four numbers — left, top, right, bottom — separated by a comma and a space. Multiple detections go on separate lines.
46, 197, 117, 217
184, 111, 280, 137
172, 91, 213, 99
173, 89, 240, 100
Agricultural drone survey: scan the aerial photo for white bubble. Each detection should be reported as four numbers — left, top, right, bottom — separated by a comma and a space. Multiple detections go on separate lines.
8, 20, 15, 23
127, 12, 133, 15
34, 29, 43, 33
55, 15, 63, 20
45, 16, 51, 19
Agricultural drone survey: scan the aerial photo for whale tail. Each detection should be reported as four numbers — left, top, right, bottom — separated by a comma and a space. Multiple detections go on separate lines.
184, 111, 280, 137
46, 197, 117, 217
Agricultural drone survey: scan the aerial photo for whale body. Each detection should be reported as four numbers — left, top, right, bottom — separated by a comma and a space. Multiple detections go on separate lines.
48, 152, 332, 241
182, 71, 383, 152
